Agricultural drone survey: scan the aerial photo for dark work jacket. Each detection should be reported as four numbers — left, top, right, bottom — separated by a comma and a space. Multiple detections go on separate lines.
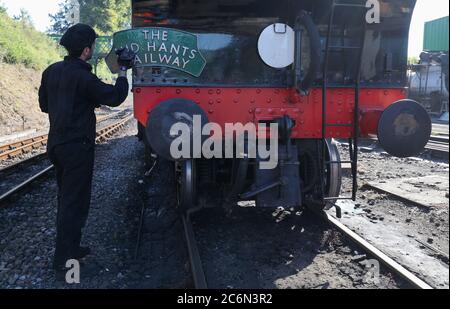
38, 56, 129, 150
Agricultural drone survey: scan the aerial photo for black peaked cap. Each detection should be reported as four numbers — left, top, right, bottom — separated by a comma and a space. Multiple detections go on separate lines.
60, 23, 98, 51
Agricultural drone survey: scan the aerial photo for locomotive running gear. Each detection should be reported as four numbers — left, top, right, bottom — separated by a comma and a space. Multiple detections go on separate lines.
39, 54, 129, 271
60, 23, 98, 53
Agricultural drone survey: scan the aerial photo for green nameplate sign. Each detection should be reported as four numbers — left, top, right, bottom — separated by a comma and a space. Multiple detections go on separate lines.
106, 28, 206, 77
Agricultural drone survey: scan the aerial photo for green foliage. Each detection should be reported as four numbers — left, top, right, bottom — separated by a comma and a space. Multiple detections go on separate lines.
48, 0, 131, 80
0, 2, 7, 14
80, 0, 131, 35
49, 0, 131, 81
0, 11, 61, 70
48, 1, 76, 34
96, 59, 114, 82
50, 0, 131, 35
408, 57, 419, 65
13, 8, 34, 27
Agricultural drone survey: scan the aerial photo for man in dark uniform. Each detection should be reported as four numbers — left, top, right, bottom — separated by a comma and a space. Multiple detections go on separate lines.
38, 23, 134, 274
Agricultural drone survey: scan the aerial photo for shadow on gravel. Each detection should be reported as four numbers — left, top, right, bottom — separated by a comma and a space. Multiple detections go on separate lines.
192, 207, 334, 289
0, 128, 410, 289
0, 128, 189, 289
72, 135, 190, 289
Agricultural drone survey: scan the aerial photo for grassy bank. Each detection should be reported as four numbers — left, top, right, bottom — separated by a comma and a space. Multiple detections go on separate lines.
0, 10, 61, 70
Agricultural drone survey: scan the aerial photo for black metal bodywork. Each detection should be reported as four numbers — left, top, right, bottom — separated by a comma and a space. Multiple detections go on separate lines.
132, 0, 416, 88
131, 0, 420, 210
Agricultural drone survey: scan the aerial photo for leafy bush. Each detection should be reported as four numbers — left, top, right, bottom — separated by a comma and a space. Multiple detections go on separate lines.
0, 11, 61, 70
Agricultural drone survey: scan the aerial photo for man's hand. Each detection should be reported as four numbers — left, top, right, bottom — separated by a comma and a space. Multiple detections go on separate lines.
116, 48, 137, 72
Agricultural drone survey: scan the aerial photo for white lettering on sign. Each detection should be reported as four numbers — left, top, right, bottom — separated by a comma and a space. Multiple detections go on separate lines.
162, 31, 169, 41
127, 29, 201, 69
148, 41, 156, 52
130, 43, 140, 52
151, 30, 160, 40
113, 28, 206, 76
159, 42, 168, 52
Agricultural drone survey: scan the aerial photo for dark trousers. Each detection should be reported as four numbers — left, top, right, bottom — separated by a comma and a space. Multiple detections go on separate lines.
48, 141, 95, 268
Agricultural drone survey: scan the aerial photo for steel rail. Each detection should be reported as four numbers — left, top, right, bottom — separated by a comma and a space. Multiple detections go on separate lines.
0, 111, 126, 161
0, 138, 47, 161
0, 166, 54, 203
0, 153, 47, 175
326, 213, 434, 289
0, 135, 47, 153
0, 114, 133, 205
96, 110, 125, 123
342, 138, 449, 156
426, 141, 449, 151
182, 214, 208, 289
96, 115, 133, 141
429, 135, 449, 143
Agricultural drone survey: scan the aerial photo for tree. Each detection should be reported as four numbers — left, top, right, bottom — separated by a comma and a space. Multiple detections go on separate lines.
0, 2, 7, 14
13, 8, 34, 27
49, 1, 77, 34
49, 0, 131, 35
79, 0, 131, 35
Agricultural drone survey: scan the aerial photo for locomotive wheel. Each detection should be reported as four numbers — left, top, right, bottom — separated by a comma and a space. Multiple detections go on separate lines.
298, 139, 342, 209
324, 139, 342, 207
177, 159, 197, 212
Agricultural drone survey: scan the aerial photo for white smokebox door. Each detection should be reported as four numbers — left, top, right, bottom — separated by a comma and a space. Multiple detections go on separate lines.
258, 23, 295, 69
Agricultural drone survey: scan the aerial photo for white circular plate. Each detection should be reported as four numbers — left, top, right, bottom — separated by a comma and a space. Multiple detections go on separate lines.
258, 23, 295, 69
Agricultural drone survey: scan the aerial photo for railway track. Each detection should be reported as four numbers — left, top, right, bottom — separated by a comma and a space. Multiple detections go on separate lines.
0, 114, 133, 205
182, 214, 208, 289
180, 138, 445, 289
182, 207, 434, 289
0, 111, 126, 162
432, 123, 449, 137
426, 136, 449, 155
324, 212, 433, 289
340, 136, 449, 158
